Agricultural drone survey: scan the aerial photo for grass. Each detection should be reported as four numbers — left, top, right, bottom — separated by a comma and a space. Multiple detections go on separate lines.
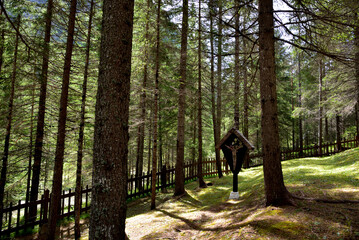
15, 148, 359, 239
125, 148, 359, 239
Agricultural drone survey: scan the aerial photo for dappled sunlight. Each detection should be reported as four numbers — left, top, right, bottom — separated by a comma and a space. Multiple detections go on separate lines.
124, 149, 359, 239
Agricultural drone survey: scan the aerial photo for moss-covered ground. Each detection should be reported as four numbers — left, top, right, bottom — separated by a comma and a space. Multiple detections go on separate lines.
16, 148, 359, 239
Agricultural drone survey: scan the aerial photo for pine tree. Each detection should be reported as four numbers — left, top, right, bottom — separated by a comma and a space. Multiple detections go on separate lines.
89, 0, 134, 238
258, 0, 293, 206
0, 14, 20, 231
29, 0, 53, 221
175, 0, 189, 197
75, 0, 94, 238
45, 0, 77, 237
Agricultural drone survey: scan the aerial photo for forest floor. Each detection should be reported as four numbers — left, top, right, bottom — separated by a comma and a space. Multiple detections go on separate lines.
16, 148, 359, 239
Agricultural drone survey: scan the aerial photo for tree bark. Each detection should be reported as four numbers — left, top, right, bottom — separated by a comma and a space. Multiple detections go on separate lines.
89, 0, 134, 239
175, 0, 188, 196
209, 0, 219, 176
45, 0, 77, 238
355, 12, 359, 137
25, 82, 36, 222
191, 106, 197, 164
258, 0, 292, 206
291, 78, 295, 149
29, 0, 53, 221
336, 114, 341, 151
151, 0, 161, 210
0, 15, 20, 231
243, 36, 250, 168
318, 58, 323, 156
75, 0, 94, 238
159, 110, 163, 172
215, 0, 223, 177
298, 53, 303, 156
147, 104, 152, 173
136, 0, 151, 190
325, 117, 329, 142
197, 0, 206, 188
234, 0, 240, 131
0, 18, 4, 74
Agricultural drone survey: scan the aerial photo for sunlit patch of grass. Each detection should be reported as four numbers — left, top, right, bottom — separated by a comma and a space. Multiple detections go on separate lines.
125, 148, 359, 239
280, 148, 359, 199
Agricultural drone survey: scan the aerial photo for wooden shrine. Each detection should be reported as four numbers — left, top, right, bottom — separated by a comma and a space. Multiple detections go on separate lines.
216, 127, 254, 199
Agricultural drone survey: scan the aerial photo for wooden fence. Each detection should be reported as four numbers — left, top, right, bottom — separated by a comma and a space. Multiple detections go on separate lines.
0, 186, 91, 236
249, 137, 359, 167
1, 136, 358, 236
127, 159, 229, 199
0, 159, 229, 236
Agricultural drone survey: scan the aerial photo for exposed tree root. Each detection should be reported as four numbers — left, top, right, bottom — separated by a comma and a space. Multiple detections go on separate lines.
172, 191, 188, 200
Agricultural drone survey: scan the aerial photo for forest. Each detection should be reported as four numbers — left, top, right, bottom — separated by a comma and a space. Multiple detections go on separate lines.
0, 0, 358, 239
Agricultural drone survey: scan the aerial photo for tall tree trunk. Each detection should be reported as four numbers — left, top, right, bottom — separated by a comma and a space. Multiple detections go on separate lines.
209, 0, 222, 177
151, 0, 161, 210
197, 0, 206, 188
0, 9, 4, 76
159, 109, 163, 171
75, 0, 94, 238
147, 104, 152, 173
291, 78, 295, 149
336, 114, 341, 151
25, 82, 36, 222
298, 53, 303, 156
89, 0, 134, 239
355, 13, 359, 138
243, 37, 250, 168
209, 0, 220, 177
258, 0, 292, 206
136, 0, 150, 189
324, 61, 329, 143
325, 117, 329, 142
175, 0, 188, 196
215, 0, 223, 177
234, 0, 240, 131
191, 107, 197, 163
29, 0, 53, 221
318, 58, 323, 156
45, 0, 77, 238
0, 19, 4, 74
0, 15, 20, 231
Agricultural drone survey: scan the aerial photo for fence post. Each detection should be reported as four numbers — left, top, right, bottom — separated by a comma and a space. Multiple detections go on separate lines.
8, 202, 12, 232
336, 115, 341, 152
68, 189, 71, 219
42, 190, 49, 225
16, 200, 21, 234
85, 185, 89, 209
161, 164, 167, 192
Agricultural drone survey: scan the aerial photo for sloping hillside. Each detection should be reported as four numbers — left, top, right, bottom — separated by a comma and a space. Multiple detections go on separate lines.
18, 148, 359, 239
125, 148, 359, 239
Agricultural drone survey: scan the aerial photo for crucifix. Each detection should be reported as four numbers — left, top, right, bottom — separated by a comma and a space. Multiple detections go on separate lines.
225, 140, 243, 171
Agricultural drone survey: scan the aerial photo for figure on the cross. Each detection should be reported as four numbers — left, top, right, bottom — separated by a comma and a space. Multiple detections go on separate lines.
225, 138, 243, 171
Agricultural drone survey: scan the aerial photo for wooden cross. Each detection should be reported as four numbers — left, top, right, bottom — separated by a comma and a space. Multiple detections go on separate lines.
225, 142, 243, 170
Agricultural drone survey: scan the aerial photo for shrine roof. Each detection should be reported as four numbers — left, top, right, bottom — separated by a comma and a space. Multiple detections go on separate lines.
215, 127, 255, 150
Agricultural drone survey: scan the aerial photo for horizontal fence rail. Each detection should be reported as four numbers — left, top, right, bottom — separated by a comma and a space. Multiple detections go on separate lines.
1, 137, 358, 236
249, 137, 358, 167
